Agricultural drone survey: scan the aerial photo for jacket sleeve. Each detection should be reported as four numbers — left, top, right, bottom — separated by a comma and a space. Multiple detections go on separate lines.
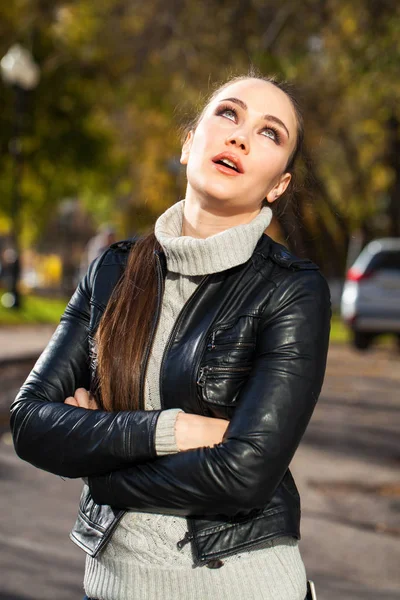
10, 252, 161, 478
88, 270, 331, 516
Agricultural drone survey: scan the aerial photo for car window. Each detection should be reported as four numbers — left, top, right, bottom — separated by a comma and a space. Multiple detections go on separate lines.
368, 251, 400, 273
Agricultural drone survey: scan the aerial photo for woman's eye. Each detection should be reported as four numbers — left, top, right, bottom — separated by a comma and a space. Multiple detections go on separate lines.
221, 108, 236, 121
262, 128, 277, 142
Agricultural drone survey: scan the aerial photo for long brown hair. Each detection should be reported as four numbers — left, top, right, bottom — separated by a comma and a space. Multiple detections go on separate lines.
96, 73, 305, 412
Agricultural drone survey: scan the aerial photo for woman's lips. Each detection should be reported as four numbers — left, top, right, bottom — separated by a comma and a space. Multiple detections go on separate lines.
211, 152, 244, 176
212, 161, 243, 176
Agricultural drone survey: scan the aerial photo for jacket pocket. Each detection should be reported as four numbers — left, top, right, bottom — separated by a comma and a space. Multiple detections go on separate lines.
197, 365, 252, 407
205, 328, 256, 364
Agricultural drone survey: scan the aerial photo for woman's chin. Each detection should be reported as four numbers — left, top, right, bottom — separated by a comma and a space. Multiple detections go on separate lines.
191, 181, 242, 205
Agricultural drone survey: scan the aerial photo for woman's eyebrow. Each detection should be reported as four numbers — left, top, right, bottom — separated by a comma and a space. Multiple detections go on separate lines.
219, 97, 290, 139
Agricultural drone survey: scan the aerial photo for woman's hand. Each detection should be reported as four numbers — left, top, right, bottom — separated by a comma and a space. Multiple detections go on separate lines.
175, 412, 229, 451
64, 388, 98, 410
64, 391, 227, 449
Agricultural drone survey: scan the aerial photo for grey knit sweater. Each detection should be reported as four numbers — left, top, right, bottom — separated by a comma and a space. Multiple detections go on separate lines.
84, 200, 307, 600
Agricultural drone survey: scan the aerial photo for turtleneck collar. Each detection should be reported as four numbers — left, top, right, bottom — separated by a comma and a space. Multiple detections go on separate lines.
154, 200, 273, 276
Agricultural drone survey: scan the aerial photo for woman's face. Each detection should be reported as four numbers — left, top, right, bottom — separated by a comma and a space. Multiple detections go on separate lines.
181, 78, 298, 211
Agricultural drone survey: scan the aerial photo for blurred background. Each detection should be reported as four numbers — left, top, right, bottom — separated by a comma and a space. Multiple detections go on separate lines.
0, 1, 399, 599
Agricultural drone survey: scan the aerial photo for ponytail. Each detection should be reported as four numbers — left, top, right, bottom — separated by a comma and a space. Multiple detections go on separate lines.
96, 232, 162, 411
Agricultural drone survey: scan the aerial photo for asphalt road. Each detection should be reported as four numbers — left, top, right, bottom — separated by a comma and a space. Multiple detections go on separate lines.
0, 342, 399, 600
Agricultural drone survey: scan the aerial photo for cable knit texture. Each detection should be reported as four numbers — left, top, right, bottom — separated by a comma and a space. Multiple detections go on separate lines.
84, 200, 307, 600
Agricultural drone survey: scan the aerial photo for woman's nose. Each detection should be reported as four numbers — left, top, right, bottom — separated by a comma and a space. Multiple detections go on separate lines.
225, 132, 249, 154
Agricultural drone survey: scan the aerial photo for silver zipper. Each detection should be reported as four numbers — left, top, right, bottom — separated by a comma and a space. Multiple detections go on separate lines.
197, 365, 251, 387
176, 531, 194, 550
196, 366, 207, 387
207, 331, 216, 350
207, 336, 255, 351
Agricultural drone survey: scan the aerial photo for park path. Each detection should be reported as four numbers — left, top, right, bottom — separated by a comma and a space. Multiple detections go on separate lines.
0, 324, 55, 363
295, 344, 400, 599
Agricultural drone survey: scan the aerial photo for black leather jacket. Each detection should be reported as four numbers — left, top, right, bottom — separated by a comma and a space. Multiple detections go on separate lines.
10, 233, 331, 568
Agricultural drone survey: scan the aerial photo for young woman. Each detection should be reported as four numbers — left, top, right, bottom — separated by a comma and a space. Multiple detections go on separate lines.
11, 74, 331, 600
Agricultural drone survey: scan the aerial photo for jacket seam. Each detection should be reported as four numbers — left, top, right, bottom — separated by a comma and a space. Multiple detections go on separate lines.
69, 530, 93, 554
198, 527, 300, 560
89, 299, 106, 312
125, 412, 132, 461
259, 267, 325, 324
210, 311, 262, 332
149, 410, 160, 459
193, 507, 288, 539
77, 508, 107, 533
106, 472, 113, 498
89, 247, 111, 291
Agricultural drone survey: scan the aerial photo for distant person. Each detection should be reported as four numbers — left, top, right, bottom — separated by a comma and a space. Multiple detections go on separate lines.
11, 73, 330, 600
79, 225, 117, 279
87, 225, 117, 264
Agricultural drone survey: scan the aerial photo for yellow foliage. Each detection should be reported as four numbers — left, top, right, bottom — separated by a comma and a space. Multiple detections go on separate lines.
22, 253, 63, 290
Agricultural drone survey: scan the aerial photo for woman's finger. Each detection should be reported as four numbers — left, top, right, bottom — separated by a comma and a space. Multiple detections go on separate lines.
74, 388, 91, 409
74, 387, 98, 410
64, 397, 78, 407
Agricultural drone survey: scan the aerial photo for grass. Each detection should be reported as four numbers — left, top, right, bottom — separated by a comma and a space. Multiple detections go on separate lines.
330, 314, 350, 343
330, 314, 396, 349
0, 293, 67, 325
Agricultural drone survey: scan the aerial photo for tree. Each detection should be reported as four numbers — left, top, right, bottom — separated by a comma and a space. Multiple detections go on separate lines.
1, 0, 399, 276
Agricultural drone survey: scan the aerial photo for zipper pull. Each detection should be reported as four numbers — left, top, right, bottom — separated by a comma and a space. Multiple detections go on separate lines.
177, 531, 193, 550
207, 331, 216, 351
196, 367, 207, 387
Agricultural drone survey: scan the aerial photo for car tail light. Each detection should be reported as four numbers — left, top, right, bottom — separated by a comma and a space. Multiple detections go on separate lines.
346, 267, 374, 282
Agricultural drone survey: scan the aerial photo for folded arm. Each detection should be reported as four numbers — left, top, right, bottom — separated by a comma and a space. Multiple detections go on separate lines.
89, 270, 331, 517
9, 253, 162, 478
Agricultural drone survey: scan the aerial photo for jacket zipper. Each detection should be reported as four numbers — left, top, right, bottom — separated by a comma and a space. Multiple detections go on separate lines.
208, 331, 217, 350
161, 270, 215, 556
197, 365, 252, 387
178, 521, 220, 568
176, 530, 194, 549
207, 332, 255, 351
138, 251, 165, 410
158, 272, 210, 410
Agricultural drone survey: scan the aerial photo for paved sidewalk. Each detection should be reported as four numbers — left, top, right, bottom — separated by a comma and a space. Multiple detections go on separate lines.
296, 344, 400, 599
0, 324, 56, 363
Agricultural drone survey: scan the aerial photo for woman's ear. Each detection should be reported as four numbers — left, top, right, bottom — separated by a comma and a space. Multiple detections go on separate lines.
180, 131, 193, 165
265, 172, 292, 204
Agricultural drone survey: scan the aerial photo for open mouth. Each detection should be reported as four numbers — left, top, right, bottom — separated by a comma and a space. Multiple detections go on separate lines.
211, 154, 244, 174
214, 158, 240, 172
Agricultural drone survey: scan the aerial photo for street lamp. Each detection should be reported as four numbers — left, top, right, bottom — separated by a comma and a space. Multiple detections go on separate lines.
0, 44, 40, 308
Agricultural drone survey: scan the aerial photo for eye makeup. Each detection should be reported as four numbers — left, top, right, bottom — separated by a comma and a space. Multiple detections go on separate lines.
215, 96, 290, 141
214, 103, 282, 144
